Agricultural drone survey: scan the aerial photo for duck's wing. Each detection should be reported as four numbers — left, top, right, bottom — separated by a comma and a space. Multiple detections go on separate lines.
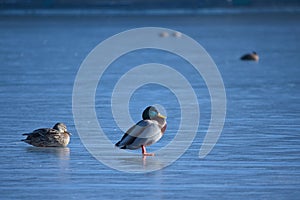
22, 128, 49, 137
115, 120, 148, 149
22, 128, 61, 140
21, 128, 50, 146
115, 120, 162, 150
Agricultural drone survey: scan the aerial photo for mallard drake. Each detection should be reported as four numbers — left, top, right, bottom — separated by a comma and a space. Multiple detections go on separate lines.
115, 106, 167, 156
240, 51, 259, 61
22, 123, 71, 147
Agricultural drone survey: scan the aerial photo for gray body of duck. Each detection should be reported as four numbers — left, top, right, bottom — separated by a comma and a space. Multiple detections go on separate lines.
115, 106, 167, 156
22, 123, 71, 147
240, 51, 259, 61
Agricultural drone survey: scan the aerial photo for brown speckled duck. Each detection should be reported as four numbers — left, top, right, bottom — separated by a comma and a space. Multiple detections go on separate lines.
115, 106, 167, 156
22, 123, 71, 147
240, 51, 259, 61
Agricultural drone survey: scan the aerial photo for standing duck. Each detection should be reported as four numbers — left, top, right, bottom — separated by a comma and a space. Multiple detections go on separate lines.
115, 106, 167, 156
240, 51, 259, 61
22, 123, 71, 147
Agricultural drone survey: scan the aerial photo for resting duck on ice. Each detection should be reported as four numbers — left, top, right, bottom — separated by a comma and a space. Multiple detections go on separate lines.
22, 122, 71, 147
240, 51, 259, 61
115, 106, 167, 156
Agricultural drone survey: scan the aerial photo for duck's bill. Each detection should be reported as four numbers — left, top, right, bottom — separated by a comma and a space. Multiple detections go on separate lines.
157, 113, 167, 119
66, 132, 72, 136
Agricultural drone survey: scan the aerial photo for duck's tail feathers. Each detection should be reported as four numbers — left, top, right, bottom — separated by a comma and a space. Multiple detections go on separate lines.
115, 141, 126, 149
21, 139, 30, 143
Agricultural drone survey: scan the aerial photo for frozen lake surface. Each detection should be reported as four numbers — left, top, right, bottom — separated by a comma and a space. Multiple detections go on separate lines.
0, 11, 300, 199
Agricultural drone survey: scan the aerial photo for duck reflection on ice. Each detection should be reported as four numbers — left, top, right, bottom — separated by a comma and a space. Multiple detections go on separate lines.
26, 147, 70, 181
100, 151, 165, 172
26, 146, 70, 159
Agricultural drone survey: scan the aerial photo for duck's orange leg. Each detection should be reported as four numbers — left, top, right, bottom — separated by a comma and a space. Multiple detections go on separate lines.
141, 145, 154, 156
